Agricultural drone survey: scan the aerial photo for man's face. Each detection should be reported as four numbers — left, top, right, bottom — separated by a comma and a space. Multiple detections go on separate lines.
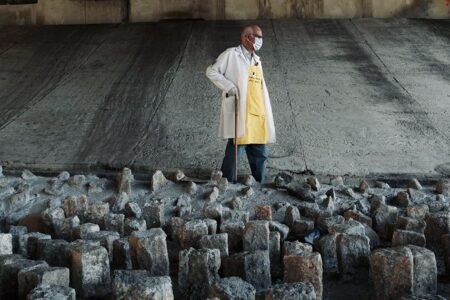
247, 29, 262, 44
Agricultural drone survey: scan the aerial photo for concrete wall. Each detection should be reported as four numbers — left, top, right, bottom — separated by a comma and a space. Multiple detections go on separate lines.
0, 0, 449, 25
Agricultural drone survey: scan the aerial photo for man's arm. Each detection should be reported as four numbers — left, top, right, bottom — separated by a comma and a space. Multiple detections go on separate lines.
206, 50, 237, 95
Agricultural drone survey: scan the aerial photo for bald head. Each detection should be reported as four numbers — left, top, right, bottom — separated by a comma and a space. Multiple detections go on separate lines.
241, 25, 263, 53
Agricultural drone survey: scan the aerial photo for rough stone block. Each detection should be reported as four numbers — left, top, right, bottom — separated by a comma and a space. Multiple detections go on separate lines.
63, 195, 88, 218
406, 205, 429, 220
442, 234, 450, 276
407, 178, 423, 190
143, 201, 163, 228
206, 187, 220, 202
178, 205, 192, 218
112, 238, 133, 270
41, 207, 65, 232
266, 282, 316, 300
112, 270, 173, 299
392, 191, 410, 207
363, 224, 380, 249
243, 221, 270, 252
205, 218, 218, 235
211, 170, 223, 183
104, 213, 125, 236
124, 218, 147, 236
0, 256, 48, 299
85, 231, 120, 263
170, 169, 186, 182
408, 245, 437, 296
243, 175, 256, 186
284, 250, 323, 300
242, 186, 255, 198
118, 168, 134, 195
203, 203, 223, 221
329, 219, 365, 236
168, 217, 185, 244
358, 179, 369, 193
400, 295, 446, 300
0, 233, 12, 255
220, 221, 245, 253
317, 215, 344, 233
230, 196, 242, 210
392, 229, 426, 247
396, 216, 426, 234
208, 277, 255, 300
185, 181, 197, 195
269, 231, 281, 278
65, 240, 111, 298
19, 233, 51, 258
222, 250, 271, 292
68, 175, 86, 187
180, 219, 209, 249
18, 265, 69, 300
369, 195, 386, 213
291, 219, 315, 236
425, 212, 450, 245
372, 204, 398, 239
151, 170, 168, 192
255, 205, 272, 220
179, 248, 221, 299
216, 177, 228, 192
36, 239, 69, 267
269, 221, 289, 241
314, 233, 338, 273
9, 226, 27, 253
370, 247, 414, 300
111, 192, 129, 213
336, 234, 370, 275
26, 284, 76, 300
199, 233, 229, 257
307, 176, 321, 191
222, 210, 250, 223
282, 241, 312, 257
343, 210, 372, 227
436, 180, 449, 196
72, 223, 100, 239
53, 216, 80, 241
129, 229, 169, 276
124, 202, 142, 219
85, 202, 110, 228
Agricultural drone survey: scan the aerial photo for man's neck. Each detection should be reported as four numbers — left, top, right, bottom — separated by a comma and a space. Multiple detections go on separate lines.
242, 44, 254, 55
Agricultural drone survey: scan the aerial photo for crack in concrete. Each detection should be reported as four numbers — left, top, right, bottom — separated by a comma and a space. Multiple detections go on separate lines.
348, 19, 449, 141
270, 19, 310, 173
130, 21, 195, 165
0, 26, 116, 132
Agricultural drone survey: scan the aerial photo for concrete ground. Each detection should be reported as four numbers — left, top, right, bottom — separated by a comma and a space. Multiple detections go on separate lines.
0, 19, 449, 178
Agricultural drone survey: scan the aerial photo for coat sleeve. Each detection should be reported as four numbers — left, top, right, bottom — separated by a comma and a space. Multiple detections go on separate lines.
206, 49, 236, 94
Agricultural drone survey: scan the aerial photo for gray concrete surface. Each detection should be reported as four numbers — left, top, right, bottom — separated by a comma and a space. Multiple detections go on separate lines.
0, 19, 449, 178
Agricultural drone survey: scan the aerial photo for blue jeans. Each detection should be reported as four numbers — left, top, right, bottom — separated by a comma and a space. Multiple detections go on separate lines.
221, 139, 268, 183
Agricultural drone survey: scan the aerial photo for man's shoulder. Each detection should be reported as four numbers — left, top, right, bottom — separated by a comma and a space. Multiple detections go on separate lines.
219, 46, 241, 57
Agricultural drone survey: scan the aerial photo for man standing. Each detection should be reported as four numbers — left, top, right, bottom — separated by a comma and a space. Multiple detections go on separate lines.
206, 25, 276, 183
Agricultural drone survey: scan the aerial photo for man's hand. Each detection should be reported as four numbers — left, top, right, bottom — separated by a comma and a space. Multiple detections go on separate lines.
227, 87, 238, 97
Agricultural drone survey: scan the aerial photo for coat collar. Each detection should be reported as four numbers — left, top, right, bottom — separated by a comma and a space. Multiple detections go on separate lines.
235, 45, 261, 65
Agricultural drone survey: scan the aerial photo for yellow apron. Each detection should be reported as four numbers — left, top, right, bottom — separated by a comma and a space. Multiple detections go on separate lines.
236, 65, 267, 145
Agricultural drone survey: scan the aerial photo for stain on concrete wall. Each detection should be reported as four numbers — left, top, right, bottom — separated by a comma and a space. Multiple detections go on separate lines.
291, 0, 324, 18
0, 0, 448, 25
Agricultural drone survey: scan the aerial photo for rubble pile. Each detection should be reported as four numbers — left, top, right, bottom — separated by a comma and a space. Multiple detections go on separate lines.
0, 166, 449, 299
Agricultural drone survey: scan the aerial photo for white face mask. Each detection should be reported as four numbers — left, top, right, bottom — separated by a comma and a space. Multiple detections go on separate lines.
253, 37, 263, 51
